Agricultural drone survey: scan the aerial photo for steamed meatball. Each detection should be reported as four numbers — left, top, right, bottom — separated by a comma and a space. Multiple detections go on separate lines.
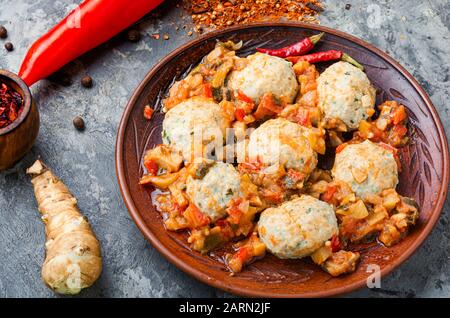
227, 53, 298, 104
317, 61, 376, 130
247, 118, 317, 176
332, 140, 398, 198
186, 162, 242, 221
162, 97, 230, 161
258, 195, 338, 259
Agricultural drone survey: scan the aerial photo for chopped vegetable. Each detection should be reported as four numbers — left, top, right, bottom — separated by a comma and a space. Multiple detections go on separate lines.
183, 203, 211, 228
139, 172, 180, 189
143, 105, 154, 120
227, 233, 266, 273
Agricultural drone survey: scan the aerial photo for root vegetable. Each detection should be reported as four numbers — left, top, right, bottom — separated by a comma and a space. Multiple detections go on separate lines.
27, 160, 102, 295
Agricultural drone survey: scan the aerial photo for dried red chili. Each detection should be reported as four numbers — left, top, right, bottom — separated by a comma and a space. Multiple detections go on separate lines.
256, 33, 324, 58
287, 50, 364, 70
0, 82, 24, 129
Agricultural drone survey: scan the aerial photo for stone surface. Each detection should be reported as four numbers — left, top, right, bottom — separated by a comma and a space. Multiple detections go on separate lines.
0, 0, 449, 298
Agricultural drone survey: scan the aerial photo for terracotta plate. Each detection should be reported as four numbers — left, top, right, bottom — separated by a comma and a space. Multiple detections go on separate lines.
116, 23, 449, 297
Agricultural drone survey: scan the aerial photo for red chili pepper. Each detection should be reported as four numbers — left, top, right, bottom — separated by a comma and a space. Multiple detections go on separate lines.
18, 0, 164, 86
256, 33, 324, 58
287, 50, 364, 70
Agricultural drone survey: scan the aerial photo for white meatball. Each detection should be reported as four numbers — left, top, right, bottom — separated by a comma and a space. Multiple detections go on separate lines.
186, 162, 242, 221
332, 140, 398, 198
258, 195, 338, 259
247, 118, 317, 176
162, 97, 230, 161
317, 61, 376, 130
227, 53, 298, 104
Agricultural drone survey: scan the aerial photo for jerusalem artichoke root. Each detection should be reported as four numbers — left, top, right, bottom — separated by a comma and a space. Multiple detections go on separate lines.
27, 160, 102, 295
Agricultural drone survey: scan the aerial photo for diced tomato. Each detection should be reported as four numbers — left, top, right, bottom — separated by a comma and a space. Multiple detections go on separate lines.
143, 105, 154, 120
237, 90, 254, 104
335, 143, 348, 154
379, 142, 398, 154
261, 189, 284, 203
321, 185, 337, 203
240, 156, 264, 171
260, 95, 283, 114
172, 202, 185, 214
234, 108, 246, 121
330, 234, 341, 252
287, 169, 305, 183
295, 108, 310, 126
183, 203, 210, 228
144, 159, 158, 176
227, 199, 244, 224
202, 83, 213, 98
392, 124, 408, 138
235, 246, 250, 263
391, 105, 407, 125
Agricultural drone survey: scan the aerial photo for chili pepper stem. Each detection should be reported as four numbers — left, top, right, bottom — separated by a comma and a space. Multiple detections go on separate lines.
310, 32, 324, 45
342, 53, 364, 71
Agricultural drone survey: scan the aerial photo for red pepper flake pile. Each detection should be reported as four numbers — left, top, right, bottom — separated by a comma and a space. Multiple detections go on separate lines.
0, 82, 24, 129
183, 0, 324, 30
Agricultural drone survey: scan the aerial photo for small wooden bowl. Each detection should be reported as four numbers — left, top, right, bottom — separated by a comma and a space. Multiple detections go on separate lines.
116, 23, 450, 297
0, 70, 39, 171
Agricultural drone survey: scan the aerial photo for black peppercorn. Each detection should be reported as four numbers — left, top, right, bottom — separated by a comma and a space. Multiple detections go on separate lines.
4, 42, 13, 51
73, 116, 85, 131
345, 4, 351, 10
127, 29, 141, 42
81, 75, 93, 88
0, 26, 7, 39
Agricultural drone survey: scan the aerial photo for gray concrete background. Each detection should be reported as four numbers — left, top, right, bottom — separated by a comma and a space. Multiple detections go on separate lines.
0, 0, 449, 298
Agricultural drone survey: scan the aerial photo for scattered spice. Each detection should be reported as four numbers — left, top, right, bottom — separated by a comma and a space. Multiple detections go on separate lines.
73, 116, 85, 131
0, 26, 7, 39
163, 34, 170, 40
151, 33, 160, 40
187, 31, 193, 36
0, 82, 23, 129
345, 4, 351, 10
183, 0, 323, 29
143, 105, 154, 120
4, 42, 13, 51
127, 29, 141, 42
81, 75, 93, 88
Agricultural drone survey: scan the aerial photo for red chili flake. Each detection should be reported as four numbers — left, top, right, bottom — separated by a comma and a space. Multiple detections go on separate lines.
151, 33, 160, 40
143, 105, 154, 120
0, 82, 24, 129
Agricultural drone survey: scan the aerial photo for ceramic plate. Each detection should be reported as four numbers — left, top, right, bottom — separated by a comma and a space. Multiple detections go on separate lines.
116, 23, 449, 297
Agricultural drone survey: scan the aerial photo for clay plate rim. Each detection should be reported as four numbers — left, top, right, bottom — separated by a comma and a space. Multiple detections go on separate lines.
115, 22, 450, 297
